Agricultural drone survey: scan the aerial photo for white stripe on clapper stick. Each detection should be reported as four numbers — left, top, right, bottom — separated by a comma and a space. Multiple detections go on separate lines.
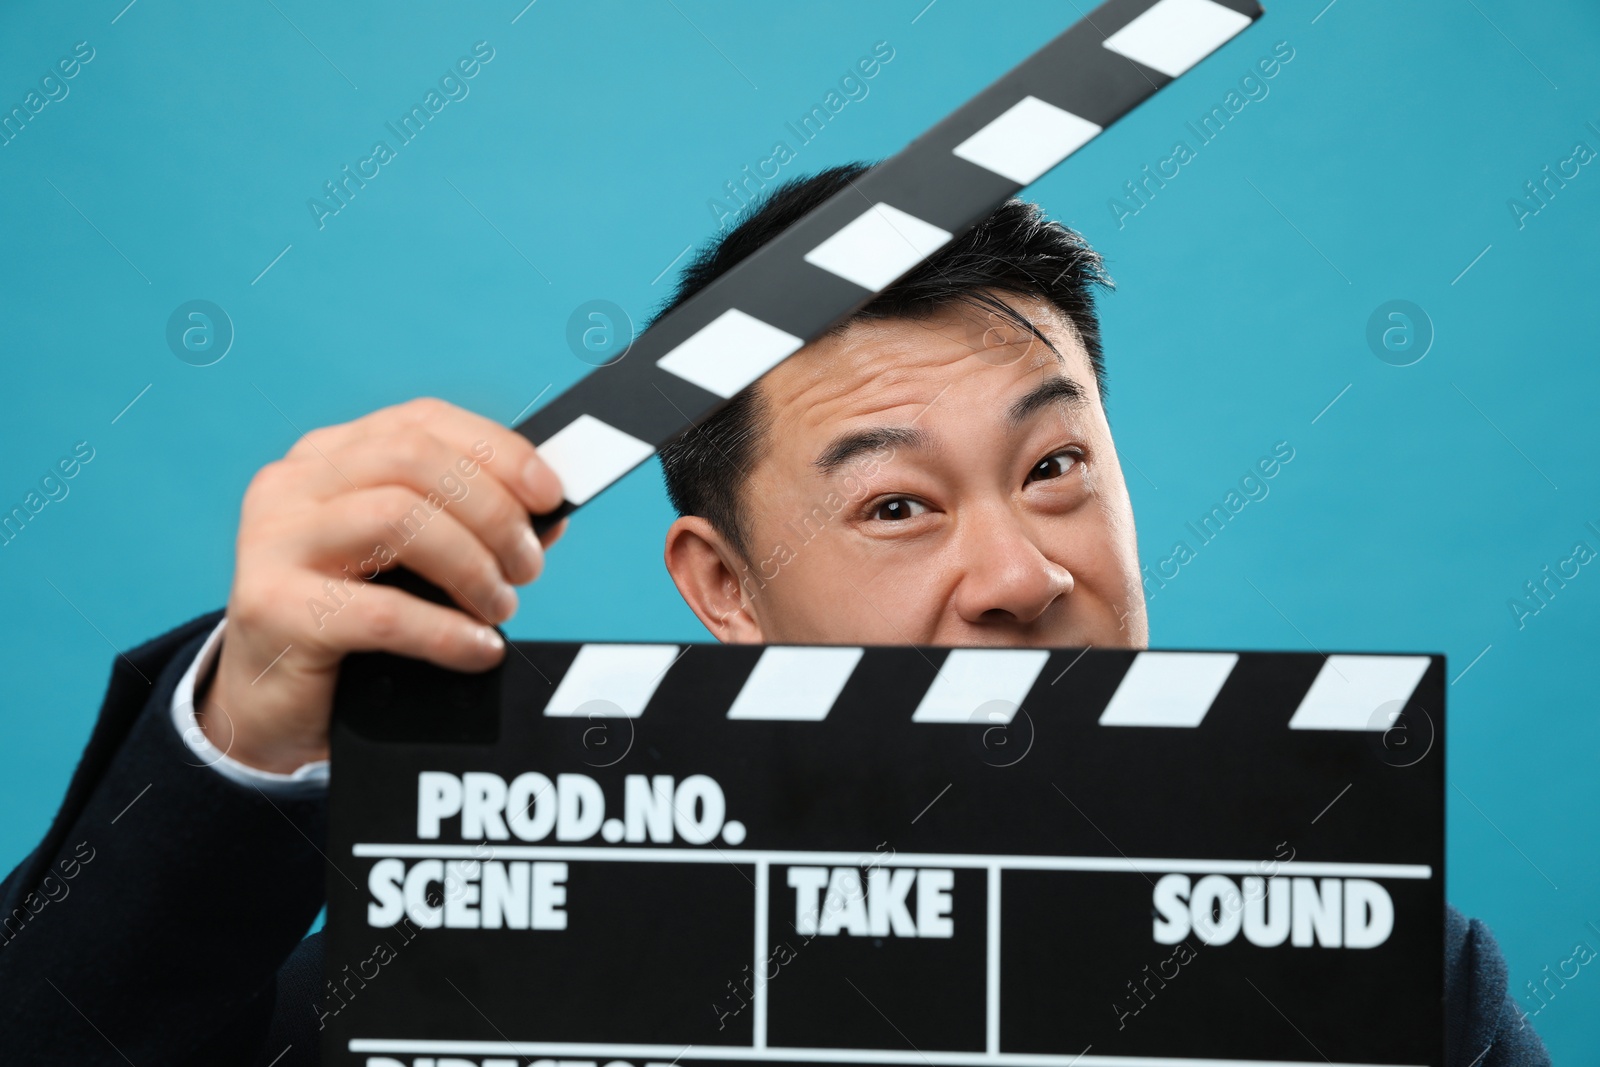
1288, 655, 1431, 731
534, 415, 655, 507
543, 644, 681, 717
1101, 0, 1253, 77
657, 309, 804, 399
953, 96, 1102, 185
727, 647, 865, 720
911, 649, 1049, 722
1098, 651, 1238, 727
803, 203, 952, 293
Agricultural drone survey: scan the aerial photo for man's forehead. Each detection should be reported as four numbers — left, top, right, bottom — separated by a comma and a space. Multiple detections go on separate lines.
758, 293, 1096, 427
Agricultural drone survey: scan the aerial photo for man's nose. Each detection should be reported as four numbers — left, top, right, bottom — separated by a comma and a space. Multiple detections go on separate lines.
951, 510, 1074, 626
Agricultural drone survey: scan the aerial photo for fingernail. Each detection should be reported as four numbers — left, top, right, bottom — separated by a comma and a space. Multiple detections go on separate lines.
523, 456, 559, 500
478, 626, 505, 653
520, 527, 545, 578
491, 583, 519, 622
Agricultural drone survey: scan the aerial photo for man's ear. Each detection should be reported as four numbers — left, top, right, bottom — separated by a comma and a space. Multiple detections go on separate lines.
664, 516, 766, 643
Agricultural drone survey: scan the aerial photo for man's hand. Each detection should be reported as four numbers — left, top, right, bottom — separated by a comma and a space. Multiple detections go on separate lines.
196, 398, 566, 774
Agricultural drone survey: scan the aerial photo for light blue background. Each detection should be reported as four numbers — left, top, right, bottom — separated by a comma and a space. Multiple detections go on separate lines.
2, 0, 1596, 1056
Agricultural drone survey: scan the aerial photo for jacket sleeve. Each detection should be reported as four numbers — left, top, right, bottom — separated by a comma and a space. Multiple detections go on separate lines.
0, 612, 328, 1066
1446, 904, 1552, 1066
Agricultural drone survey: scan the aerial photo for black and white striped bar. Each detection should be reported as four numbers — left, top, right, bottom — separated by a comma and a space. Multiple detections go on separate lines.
529, 644, 1435, 732
519, 0, 1261, 529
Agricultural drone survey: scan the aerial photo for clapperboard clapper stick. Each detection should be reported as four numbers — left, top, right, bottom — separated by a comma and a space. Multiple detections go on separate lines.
517, 0, 1264, 536
372, 0, 1263, 603
329, 1, 1444, 1065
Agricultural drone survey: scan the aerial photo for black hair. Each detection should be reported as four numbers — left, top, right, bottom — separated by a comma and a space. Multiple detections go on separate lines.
653, 161, 1113, 558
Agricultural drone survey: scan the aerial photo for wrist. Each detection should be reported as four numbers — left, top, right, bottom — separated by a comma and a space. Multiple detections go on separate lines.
196, 690, 331, 774
197, 649, 332, 774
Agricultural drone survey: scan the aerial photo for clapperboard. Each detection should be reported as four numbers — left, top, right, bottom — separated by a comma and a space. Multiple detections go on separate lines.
326, 1, 1449, 1065
329, 646, 1444, 1067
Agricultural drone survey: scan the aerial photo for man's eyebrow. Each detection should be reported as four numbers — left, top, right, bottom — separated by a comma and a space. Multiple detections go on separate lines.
1007, 374, 1087, 424
813, 426, 928, 476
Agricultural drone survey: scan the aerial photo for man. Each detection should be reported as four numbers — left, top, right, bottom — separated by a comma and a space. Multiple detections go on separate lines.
0, 164, 1547, 1065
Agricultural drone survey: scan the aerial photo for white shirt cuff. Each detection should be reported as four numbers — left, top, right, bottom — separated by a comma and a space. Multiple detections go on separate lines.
170, 618, 329, 797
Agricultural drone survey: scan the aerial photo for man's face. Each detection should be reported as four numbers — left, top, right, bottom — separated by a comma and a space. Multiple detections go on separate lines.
664, 292, 1148, 649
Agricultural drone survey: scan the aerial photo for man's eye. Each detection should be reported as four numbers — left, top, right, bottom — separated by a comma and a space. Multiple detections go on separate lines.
873, 498, 927, 521
1026, 451, 1079, 484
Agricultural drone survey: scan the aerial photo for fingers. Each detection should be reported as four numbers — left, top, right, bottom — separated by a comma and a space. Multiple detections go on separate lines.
313, 433, 547, 585
308, 488, 519, 624
286, 398, 564, 515
538, 517, 569, 549
325, 583, 507, 673
211, 398, 563, 769
398, 399, 563, 515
